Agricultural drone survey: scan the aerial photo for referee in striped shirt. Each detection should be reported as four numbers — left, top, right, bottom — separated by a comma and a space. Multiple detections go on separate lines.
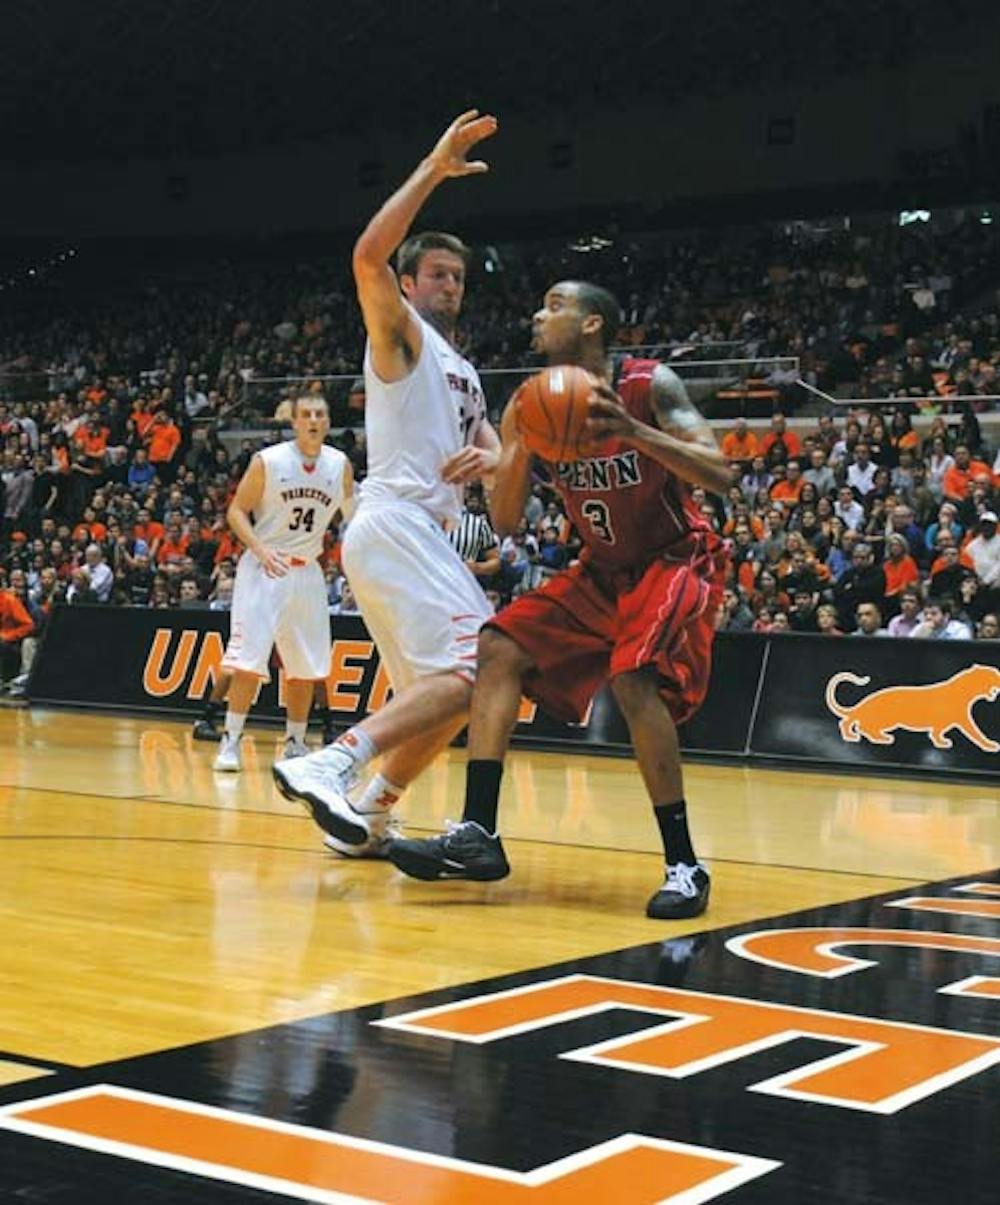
449, 492, 501, 589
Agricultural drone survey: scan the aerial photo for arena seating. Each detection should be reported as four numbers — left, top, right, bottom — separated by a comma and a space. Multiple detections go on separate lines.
2, 205, 1000, 687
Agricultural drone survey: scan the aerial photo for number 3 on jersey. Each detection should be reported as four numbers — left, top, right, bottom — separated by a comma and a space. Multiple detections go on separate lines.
581, 499, 615, 544
289, 506, 315, 533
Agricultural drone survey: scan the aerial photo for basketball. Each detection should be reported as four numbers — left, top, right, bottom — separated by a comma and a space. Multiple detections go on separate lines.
513, 364, 598, 462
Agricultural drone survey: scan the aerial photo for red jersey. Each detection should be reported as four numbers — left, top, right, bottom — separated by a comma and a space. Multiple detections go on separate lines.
546, 358, 713, 572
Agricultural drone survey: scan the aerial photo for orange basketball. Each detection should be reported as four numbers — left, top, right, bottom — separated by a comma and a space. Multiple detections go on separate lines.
513, 365, 598, 463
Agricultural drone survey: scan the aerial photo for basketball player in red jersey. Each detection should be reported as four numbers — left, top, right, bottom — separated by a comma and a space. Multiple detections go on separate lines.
388, 281, 732, 917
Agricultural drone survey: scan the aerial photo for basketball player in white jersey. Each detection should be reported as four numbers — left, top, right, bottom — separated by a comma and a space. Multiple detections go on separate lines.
273, 110, 501, 852
214, 394, 351, 771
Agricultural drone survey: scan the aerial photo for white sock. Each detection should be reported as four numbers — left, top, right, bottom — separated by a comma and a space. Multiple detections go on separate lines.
334, 727, 377, 772
225, 712, 247, 741
355, 773, 404, 815
285, 720, 307, 741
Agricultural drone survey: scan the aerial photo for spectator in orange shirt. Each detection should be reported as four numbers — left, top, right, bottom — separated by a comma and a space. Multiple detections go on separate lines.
0, 588, 34, 685
73, 417, 109, 461
942, 444, 993, 502
720, 418, 759, 466
723, 500, 764, 540
132, 397, 157, 440
770, 458, 805, 507
71, 506, 108, 546
760, 412, 802, 462
133, 507, 165, 561
889, 410, 920, 456
146, 412, 182, 483
929, 530, 975, 576
52, 434, 71, 476
156, 519, 190, 568
882, 534, 920, 611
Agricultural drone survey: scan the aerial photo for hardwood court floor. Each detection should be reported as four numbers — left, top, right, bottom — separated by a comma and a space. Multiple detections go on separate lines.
1, 708, 998, 1081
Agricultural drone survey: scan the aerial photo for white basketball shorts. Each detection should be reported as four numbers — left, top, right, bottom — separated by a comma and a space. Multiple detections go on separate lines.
222, 553, 330, 681
342, 501, 492, 691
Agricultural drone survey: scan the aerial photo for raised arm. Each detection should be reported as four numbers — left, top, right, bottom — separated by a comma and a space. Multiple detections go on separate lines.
587, 364, 733, 495
352, 110, 498, 384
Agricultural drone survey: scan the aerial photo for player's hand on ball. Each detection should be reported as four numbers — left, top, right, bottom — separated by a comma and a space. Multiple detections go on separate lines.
259, 548, 290, 578
441, 445, 501, 485
428, 110, 498, 178
585, 386, 636, 443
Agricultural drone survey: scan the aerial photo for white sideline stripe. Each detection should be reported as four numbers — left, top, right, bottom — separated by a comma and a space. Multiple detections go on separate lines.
886, 897, 1000, 920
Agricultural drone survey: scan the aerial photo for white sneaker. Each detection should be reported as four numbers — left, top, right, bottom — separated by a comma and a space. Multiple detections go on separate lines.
272, 745, 367, 844
282, 736, 310, 760
324, 813, 403, 860
213, 733, 242, 772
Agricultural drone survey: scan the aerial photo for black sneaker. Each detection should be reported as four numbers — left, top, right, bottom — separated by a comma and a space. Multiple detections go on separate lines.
192, 717, 221, 742
646, 862, 711, 920
388, 820, 510, 882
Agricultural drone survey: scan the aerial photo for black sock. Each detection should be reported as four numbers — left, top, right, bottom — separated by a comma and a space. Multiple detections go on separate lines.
314, 705, 331, 731
462, 760, 503, 834
203, 700, 221, 722
654, 800, 696, 866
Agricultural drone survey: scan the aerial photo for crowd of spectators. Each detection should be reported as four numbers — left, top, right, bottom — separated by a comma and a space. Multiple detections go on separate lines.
2, 207, 999, 421
0, 393, 374, 690
2, 207, 1000, 689
715, 409, 1000, 640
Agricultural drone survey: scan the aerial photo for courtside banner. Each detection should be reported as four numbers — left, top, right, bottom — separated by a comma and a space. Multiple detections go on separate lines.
28, 606, 383, 722
28, 606, 756, 756
750, 633, 1000, 775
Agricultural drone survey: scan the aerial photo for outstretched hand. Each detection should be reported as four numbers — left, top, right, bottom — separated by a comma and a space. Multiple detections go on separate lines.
428, 110, 499, 178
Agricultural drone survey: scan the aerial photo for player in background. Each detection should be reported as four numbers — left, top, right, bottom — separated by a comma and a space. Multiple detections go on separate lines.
389, 281, 732, 917
214, 395, 351, 771
272, 111, 501, 855
193, 675, 336, 746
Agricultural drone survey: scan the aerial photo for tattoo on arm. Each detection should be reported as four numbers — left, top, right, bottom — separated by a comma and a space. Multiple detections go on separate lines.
650, 364, 715, 445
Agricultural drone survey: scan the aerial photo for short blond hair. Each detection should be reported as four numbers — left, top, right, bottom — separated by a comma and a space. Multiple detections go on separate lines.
294, 394, 328, 416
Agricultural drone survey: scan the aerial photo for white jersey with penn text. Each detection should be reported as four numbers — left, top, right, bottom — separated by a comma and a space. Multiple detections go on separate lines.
252, 441, 348, 561
360, 308, 486, 525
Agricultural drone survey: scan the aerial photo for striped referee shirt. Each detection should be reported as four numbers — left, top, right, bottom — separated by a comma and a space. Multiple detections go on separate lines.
448, 509, 499, 563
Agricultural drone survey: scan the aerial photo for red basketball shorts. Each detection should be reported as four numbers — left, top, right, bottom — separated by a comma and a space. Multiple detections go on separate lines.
486, 541, 726, 725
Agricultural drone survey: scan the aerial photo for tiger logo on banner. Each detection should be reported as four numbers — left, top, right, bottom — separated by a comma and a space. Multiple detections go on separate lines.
824, 664, 1000, 751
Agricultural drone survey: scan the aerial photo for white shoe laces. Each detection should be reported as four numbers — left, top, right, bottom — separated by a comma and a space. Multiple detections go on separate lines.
664, 862, 703, 898
296, 746, 358, 791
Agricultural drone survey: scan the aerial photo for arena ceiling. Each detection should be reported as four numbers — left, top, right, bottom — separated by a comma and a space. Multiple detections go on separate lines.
0, 0, 996, 163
